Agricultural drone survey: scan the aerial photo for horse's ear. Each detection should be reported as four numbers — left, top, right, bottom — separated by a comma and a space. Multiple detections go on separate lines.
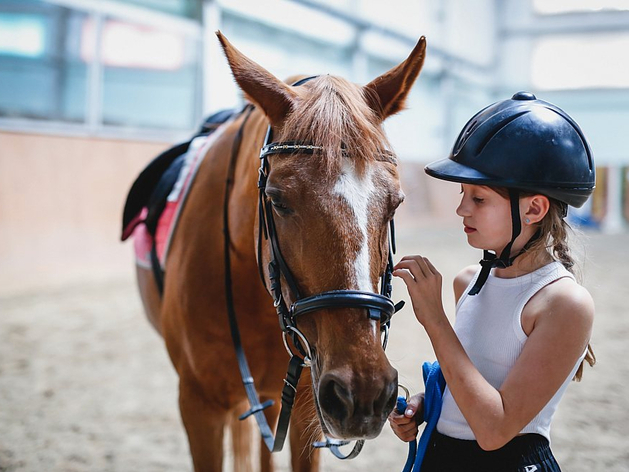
363, 36, 426, 121
216, 31, 297, 126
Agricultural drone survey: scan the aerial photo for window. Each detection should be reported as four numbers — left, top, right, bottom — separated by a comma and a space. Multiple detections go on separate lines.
0, 1, 90, 122
533, 0, 629, 15
0, 0, 201, 133
97, 18, 200, 130
121, 0, 201, 19
531, 34, 629, 89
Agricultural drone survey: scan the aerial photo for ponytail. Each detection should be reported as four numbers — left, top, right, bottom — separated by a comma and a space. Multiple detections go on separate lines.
532, 200, 596, 381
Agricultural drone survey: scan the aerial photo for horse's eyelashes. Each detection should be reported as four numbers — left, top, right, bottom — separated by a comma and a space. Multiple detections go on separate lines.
271, 200, 288, 210
269, 197, 293, 216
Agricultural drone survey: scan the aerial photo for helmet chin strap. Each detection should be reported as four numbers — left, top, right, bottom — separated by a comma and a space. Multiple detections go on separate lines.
468, 189, 540, 296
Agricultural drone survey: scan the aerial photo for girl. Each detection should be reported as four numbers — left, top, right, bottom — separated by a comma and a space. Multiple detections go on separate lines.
389, 92, 596, 472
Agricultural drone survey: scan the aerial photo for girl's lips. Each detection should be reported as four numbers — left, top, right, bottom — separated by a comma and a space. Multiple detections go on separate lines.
464, 226, 476, 234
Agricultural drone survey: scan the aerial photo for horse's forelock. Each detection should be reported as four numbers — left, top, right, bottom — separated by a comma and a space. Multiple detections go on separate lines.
278, 76, 391, 175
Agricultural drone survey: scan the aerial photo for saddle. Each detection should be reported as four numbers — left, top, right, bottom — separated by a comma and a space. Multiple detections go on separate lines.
121, 108, 238, 291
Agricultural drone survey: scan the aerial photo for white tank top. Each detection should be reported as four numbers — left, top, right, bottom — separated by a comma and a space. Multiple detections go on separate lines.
437, 261, 585, 442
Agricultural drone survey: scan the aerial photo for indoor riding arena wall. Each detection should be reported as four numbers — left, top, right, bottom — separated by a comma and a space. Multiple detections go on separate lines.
0, 131, 167, 294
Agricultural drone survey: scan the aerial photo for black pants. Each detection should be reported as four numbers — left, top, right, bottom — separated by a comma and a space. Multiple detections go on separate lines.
420, 431, 561, 472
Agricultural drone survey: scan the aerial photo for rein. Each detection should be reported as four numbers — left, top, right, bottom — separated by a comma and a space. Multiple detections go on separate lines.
223, 76, 404, 459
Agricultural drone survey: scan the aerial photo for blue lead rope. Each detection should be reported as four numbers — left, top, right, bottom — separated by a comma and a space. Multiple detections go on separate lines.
396, 361, 446, 472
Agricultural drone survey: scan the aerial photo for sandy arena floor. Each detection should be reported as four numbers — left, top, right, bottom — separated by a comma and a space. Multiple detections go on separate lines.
1, 226, 628, 472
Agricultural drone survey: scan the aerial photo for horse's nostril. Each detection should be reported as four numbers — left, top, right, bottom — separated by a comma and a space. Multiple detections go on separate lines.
385, 384, 397, 412
371, 378, 397, 415
319, 374, 353, 422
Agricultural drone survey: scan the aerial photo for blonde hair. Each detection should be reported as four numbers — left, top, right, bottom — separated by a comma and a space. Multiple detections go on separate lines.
493, 187, 596, 381
527, 199, 595, 381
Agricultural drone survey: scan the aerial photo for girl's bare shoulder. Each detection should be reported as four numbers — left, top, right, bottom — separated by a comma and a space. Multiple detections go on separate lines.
523, 276, 594, 335
453, 265, 479, 303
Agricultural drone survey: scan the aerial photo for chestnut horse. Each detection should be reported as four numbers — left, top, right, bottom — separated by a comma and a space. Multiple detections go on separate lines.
132, 33, 426, 472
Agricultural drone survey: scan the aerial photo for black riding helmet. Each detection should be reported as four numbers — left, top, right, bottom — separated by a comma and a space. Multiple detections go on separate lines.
425, 92, 595, 295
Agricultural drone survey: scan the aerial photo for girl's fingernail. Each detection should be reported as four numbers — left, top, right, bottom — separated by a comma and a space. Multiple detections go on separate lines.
405, 408, 414, 416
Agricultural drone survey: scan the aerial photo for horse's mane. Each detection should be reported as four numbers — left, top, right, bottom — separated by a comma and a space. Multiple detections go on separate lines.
278, 75, 392, 175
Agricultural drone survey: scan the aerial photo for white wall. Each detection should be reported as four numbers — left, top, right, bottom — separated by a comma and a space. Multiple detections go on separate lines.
498, 0, 629, 167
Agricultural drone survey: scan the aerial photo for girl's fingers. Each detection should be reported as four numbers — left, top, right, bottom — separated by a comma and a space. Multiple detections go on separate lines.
389, 413, 414, 426
423, 257, 439, 276
418, 256, 440, 278
397, 254, 422, 263
396, 256, 440, 279
394, 259, 423, 280
405, 393, 423, 417
396, 422, 419, 435
394, 255, 423, 269
392, 268, 415, 286
390, 422, 418, 442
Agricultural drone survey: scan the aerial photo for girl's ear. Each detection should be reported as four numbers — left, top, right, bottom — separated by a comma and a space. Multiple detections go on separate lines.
523, 194, 550, 224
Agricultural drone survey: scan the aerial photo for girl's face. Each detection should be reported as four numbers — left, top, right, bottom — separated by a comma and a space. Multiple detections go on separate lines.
456, 184, 513, 253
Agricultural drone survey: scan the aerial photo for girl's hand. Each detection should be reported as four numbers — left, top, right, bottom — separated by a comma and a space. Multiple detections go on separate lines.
388, 393, 424, 442
393, 255, 446, 327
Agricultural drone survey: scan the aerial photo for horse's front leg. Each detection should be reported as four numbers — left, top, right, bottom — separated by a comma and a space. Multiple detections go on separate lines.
179, 376, 227, 472
289, 388, 321, 472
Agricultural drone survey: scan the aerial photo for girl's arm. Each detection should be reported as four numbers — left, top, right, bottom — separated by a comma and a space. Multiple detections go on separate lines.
394, 255, 594, 451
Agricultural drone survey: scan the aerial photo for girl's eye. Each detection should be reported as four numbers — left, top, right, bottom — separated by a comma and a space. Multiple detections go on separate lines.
473, 197, 484, 204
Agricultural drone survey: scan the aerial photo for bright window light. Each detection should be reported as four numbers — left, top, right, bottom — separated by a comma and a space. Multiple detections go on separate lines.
81, 19, 184, 70
532, 34, 629, 89
533, 0, 629, 14
0, 14, 45, 58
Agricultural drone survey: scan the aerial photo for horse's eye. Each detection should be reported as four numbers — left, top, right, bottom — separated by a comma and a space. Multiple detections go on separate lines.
388, 191, 405, 217
266, 188, 292, 215
268, 196, 291, 215
271, 199, 288, 211
395, 191, 405, 207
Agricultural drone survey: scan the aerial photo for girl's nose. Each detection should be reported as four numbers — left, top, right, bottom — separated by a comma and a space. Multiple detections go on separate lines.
456, 197, 470, 217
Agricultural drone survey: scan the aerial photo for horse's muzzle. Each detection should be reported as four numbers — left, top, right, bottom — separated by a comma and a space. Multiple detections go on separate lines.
317, 365, 398, 439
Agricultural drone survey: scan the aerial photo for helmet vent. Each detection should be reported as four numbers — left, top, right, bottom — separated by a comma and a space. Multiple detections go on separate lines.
453, 119, 478, 155
476, 110, 528, 156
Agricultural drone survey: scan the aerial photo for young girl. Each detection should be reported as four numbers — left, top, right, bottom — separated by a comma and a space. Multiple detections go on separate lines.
389, 92, 596, 471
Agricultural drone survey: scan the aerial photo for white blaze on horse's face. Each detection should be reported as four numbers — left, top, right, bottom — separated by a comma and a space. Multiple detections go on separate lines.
333, 159, 376, 293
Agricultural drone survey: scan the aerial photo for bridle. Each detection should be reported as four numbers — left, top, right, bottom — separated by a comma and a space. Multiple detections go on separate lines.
257, 121, 403, 362
225, 76, 403, 460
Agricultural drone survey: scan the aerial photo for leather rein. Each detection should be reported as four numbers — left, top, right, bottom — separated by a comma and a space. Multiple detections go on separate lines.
224, 76, 403, 460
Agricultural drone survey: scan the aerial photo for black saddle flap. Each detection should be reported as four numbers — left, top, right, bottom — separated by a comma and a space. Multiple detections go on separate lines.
121, 141, 190, 240
121, 108, 239, 241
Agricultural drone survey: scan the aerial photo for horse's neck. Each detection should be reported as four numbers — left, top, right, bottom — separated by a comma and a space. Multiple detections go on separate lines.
225, 109, 268, 256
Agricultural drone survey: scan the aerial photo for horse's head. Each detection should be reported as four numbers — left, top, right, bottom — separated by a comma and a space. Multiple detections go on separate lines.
218, 32, 426, 440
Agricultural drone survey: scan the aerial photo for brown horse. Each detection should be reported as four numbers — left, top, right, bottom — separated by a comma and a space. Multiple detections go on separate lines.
132, 32, 426, 472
